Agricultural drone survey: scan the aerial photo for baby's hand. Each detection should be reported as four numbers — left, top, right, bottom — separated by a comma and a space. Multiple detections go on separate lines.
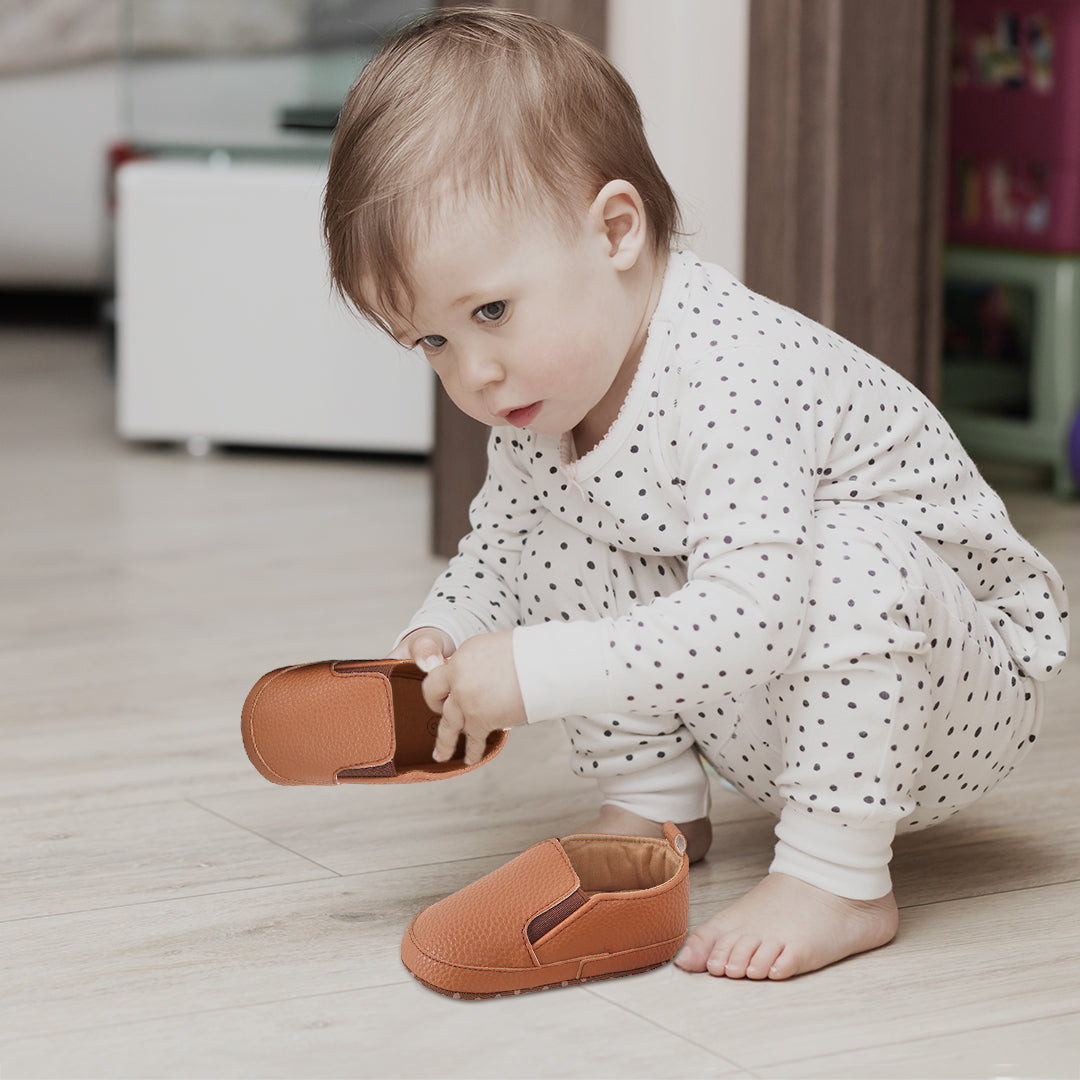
389, 627, 456, 671
421, 632, 527, 765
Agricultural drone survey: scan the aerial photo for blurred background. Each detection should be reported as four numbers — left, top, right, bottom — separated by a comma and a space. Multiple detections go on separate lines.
0, 0, 747, 298
0, 1, 421, 292
0, 0, 751, 518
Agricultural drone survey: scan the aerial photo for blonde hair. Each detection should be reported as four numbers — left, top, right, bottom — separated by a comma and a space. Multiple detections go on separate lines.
323, 6, 680, 333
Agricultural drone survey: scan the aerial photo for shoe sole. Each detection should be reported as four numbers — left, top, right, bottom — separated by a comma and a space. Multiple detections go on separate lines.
407, 960, 671, 1000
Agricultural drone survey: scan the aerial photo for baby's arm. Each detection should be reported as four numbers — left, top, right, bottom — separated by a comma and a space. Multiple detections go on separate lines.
396, 431, 536, 647
386, 432, 537, 760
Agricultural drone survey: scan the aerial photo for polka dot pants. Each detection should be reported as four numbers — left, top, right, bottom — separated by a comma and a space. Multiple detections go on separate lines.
516, 504, 1042, 899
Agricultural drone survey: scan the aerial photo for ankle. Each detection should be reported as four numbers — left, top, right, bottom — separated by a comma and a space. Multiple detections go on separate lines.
677, 816, 713, 864
581, 805, 713, 863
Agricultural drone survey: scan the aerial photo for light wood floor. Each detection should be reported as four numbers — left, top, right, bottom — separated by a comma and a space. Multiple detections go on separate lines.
2, 327, 1078, 1080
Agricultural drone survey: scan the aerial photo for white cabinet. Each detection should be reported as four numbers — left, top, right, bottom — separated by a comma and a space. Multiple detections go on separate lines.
116, 158, 433, 454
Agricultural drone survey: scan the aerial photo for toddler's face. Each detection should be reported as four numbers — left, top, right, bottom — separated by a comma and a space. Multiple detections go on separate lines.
373, 197, 647, 440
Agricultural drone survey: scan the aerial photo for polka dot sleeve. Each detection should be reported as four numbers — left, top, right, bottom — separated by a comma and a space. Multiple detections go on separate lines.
399, 430, 538, 646
515, 347, 819, 723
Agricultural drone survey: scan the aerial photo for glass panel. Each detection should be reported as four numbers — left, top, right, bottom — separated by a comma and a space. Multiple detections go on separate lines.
942, 277, 1035, 419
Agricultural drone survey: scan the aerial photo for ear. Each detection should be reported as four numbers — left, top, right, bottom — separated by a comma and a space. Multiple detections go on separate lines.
588, 180, 648, 271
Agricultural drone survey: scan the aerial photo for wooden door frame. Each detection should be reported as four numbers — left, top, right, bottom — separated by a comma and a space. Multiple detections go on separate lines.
745, 0, 949, 391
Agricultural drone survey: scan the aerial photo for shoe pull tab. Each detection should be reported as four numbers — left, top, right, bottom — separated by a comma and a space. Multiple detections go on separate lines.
662, 821, 688, 857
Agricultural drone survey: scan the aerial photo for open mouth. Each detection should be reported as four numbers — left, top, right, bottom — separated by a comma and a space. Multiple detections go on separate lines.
501, 402, 542, 428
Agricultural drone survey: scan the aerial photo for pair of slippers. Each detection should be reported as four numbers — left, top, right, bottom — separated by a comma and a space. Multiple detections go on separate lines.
242, 659, 690, 999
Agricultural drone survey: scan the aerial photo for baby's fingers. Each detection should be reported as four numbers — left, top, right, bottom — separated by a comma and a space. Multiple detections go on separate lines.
432, 702, 464, 763
463, 727, 490, 768
411, 638, 448, 672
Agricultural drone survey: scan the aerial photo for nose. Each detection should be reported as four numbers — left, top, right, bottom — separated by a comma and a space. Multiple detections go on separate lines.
457, 346, 504, 393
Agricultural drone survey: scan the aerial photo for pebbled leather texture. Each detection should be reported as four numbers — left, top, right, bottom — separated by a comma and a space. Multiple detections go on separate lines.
400, 824, 690, 998
240, 658, 508, 785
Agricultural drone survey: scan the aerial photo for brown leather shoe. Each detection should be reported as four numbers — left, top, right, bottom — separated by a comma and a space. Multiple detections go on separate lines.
241, 659, 508, 785
401, 823, 690, 999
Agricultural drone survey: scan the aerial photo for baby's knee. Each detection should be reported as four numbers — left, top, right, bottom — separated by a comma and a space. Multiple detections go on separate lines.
794, 509, 933, 670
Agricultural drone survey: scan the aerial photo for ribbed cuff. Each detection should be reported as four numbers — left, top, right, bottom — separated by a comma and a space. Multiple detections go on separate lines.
770, 809, 895, 900
513, 620, 610, 724
392, 615, 473, 654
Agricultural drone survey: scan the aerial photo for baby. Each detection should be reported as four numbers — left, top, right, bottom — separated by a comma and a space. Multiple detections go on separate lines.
322, 7, 1068, 980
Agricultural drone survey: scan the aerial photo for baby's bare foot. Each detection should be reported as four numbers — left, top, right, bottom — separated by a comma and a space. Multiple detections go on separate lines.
675, 872, 898, 980
576, 804, 713, 863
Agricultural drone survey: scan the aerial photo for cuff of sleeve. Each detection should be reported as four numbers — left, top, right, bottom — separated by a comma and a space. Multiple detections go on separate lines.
512, 619, 611, 724
392, 613, 474, 654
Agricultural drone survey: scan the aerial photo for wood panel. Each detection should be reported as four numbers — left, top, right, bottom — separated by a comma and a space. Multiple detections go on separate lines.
746, 0, 949, 393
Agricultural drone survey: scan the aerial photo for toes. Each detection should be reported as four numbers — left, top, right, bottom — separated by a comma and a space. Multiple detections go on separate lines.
709, 935, 760, 979
765, 945, 803, 981
682, 932, 799, 981
745, 940, 784, 980
673, 933, 711, 973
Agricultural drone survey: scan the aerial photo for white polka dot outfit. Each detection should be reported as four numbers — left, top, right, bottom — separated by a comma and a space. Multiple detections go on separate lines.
401, 250, 1069, 899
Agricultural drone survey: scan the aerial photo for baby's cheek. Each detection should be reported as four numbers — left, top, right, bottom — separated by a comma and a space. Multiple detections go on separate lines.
537, 333, 605, 385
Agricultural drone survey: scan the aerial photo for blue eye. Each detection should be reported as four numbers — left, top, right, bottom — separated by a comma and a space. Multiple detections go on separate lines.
419, 334, 447, 350
475, 300, 506, 323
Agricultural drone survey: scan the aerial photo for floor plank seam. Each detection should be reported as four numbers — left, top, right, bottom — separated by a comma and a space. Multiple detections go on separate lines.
0, 792, 265, 819
896, 877, 1078, 912
0, 978, 418, 1047
300, 848, 541, 882
582, 987, 751, 1074
0, 873, 351, 925
756, 1006, 1080, 1074
185, 797, 346, 876
0, 851, 545, 926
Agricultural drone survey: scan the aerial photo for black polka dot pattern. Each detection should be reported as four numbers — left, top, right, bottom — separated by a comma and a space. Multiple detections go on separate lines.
408, 250, 1067, 721
513, 505, 1041, 843
401, 249, 1068, 878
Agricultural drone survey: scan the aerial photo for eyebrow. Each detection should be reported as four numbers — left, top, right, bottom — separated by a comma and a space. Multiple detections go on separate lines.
454, 278, 512, 309
452, 290, 484, 309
